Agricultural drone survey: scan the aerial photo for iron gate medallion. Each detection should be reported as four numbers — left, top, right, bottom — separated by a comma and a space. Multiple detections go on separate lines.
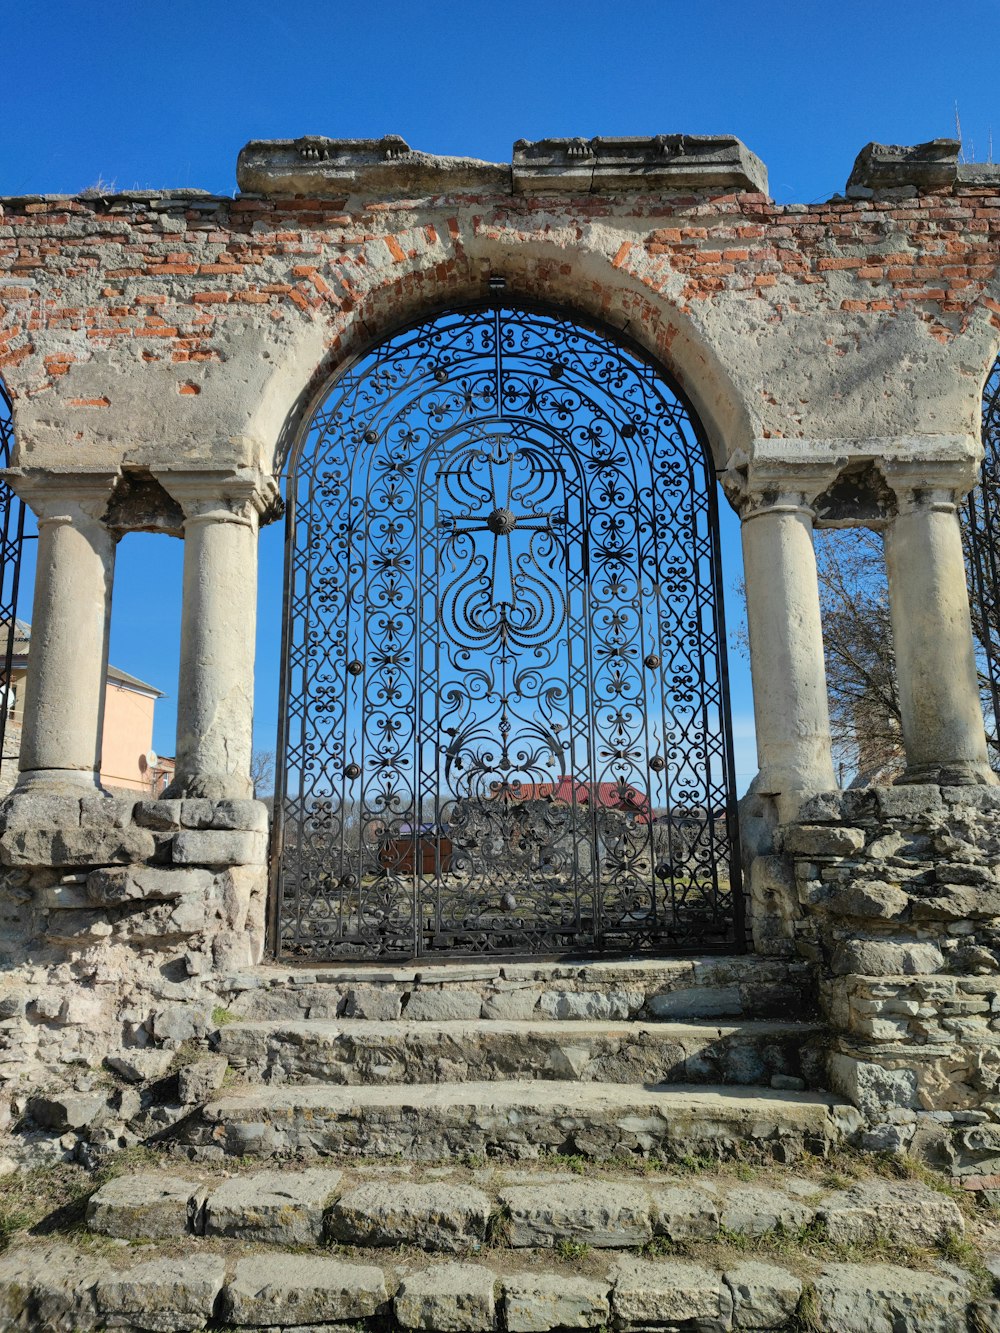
273, 304, 742, 959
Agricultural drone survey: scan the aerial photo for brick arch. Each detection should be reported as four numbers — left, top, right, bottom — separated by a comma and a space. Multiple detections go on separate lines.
251, 234, 754, 477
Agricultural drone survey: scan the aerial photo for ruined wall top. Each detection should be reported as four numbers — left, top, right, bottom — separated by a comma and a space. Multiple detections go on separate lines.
1, 135, 999, 490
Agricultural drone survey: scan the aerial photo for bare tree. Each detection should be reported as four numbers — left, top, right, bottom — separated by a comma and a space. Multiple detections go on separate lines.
250, 749, 275, 798
813, 528, 905, 786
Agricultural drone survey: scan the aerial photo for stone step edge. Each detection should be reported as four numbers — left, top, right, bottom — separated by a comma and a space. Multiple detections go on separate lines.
188, 1080, 862, 1162
86, 1162, 966, 1256
220, 1016, 827, 1037
0, 1240, 981, 1333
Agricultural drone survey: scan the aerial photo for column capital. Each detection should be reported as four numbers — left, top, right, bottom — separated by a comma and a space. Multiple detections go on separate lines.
153, 468, 282, 527
877, 456, 981, 513
721, 448, 845, 519
1, 468, 120, 525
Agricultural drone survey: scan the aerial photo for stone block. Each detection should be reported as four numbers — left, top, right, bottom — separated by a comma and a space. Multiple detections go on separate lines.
0, 1241, 106, 1332
106, 1049, 174, 1083
796, 791, 847, 823
86, 1173, 203, 1240
481, 987, 539, 1021
813, 1261, 967, 1333
395, 1262, 496, 1332
538, 988, 640, 1020
344, 985, 402, 1020
133, 800, 184, 830
404, 988, 483, 1021
171, 829, 266, 867
503, 1273, 610, 1331
204, 1167, 341, 1244
724, 1262, 802, 1330
822, 1180, 963, 1247
86, 864, 213, 904
719, 1186, 814, 1237
610, 1256, 733, 1330
829, 1054, 919, 1120
211, 799, 269, 832
180, 799, 216, 829
328, 1181, 490, 1252
782, 824, 866, 857
79, 796, 134, 829
0, 792, 82, 832
500, 1180, 652, 1248
178, 1056, 228, 1105
0, 824, 156, 868
825, 882, 910, 920
874, 785, 946, 819
832, 939, 944, 977
95, 1254, 225, 1333
224, 1253, 387, 1326
649, 1185, 720, 1239
647, 985, 742, 1018
29, 1091, 108, 1132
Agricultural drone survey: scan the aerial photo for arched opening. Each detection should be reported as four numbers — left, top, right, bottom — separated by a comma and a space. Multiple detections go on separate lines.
271, 302, 743, 961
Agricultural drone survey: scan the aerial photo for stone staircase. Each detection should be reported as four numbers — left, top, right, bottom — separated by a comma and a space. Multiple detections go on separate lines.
182, 955, 857, 1165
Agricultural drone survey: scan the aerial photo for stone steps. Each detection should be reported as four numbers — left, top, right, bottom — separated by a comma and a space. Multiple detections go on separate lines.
225, 955, 814, 1024
185, 1079, 861, 1162
218, 1016, 827, 1089
0, 1161, 990, 1332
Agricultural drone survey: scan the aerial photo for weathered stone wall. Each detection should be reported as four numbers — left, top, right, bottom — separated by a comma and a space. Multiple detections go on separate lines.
776, 785, 1000, 1175
1, 145, 999, 475
0, 792, 267, 1095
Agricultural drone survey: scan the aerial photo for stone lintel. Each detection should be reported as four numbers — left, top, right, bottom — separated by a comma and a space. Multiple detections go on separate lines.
846, 139, 960, 193
513, 134, 769, 196
236, 135, 510, 198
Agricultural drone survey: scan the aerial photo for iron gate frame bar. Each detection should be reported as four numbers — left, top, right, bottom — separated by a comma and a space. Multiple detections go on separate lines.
267, 296, 745, 961
964, 357, 1000, 760
0, 383, 30, 784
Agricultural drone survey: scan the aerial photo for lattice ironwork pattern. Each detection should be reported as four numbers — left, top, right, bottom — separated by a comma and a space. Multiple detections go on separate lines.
965, 355, 1000, 765
274, 304, 743, 959
0, 385, 26, 779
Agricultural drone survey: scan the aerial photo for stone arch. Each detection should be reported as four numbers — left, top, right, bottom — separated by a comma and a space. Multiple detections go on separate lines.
250, 237, 755, 478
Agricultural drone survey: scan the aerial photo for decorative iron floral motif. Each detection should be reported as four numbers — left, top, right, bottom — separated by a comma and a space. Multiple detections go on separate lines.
274, 304, 742, 959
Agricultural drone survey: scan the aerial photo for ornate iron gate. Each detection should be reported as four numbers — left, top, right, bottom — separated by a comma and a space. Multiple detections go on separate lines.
272, 304, 742, 960
0, 384, 28, 783
965, 354, 1000, 764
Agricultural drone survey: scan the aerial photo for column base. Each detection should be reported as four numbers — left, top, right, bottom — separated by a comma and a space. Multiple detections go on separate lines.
162, 774, 255, 801
748, 768, 839, 826
14, 768, 104, 794
897, 759, 999, 787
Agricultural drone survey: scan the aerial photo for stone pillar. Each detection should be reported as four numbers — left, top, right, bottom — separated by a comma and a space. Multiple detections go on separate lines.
158, 471, 278, 801
883, 464, 995, 785
722, 453, 840, 825
741, 495, 837, 818
10, 473, 118, 790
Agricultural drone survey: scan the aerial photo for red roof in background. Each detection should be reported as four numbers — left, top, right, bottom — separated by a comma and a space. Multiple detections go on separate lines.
502, 776, 652, 823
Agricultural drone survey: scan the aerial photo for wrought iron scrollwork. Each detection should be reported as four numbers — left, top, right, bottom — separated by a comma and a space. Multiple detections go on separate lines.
273, 304, 743, 959
965, 356, 1000, 765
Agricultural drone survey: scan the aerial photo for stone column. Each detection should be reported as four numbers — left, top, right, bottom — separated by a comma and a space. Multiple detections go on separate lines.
741, 494, 837, 819
723, 454, 840, 823
883, 463, 995, 785
10, 472, 119, 790
157, 471, 278, 801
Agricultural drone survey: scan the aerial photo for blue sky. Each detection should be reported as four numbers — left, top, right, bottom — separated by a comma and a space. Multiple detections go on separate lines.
4, 0, 998, 791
